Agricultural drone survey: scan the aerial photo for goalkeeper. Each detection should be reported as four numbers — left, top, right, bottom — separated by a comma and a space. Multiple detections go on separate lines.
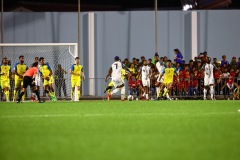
39, 57, 57, 101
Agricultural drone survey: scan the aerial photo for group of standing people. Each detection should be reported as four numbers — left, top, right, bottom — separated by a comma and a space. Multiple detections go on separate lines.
0, 56, 85, 102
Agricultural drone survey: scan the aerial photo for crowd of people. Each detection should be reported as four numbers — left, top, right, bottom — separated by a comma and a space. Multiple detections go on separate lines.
104, 49, 240, 100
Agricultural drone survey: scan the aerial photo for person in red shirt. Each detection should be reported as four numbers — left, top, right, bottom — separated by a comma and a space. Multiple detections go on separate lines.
17, 62, 44, 103
221, 75, 234, 100
128, 75, 139, 100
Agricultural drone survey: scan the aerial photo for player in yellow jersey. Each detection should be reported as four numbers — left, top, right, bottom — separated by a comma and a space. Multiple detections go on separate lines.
39, 57, 57, 101
158, 60, 177, 100
13, 55, 28, 101
0, 57, 12, 102
70, 57, 85, 101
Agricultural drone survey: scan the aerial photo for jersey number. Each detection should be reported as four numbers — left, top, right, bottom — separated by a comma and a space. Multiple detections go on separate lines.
114, 64, 118, 69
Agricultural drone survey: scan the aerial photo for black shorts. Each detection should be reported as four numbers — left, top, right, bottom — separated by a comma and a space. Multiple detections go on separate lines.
23, 76, 36, 88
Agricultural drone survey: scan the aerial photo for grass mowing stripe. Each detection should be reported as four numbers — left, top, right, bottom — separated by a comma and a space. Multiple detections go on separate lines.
0, 111, 239, 118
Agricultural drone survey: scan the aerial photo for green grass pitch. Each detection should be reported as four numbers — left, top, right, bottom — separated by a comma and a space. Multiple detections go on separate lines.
0, 100, 240, 160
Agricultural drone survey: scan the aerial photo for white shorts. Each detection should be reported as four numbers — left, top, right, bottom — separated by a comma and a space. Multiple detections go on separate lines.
157, 74, 164, 83
35, 75, 41, 86
204, 77, 214, 86
142, 78, 150, 87
112, 76, 124, 88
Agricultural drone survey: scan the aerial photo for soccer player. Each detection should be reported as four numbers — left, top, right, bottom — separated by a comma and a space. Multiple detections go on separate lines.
17, 62, 44, 103
140, 59, 151, 100
13, 55, 28, 101
31, 57, 41, 101
104, 68, 127, 94
106, 56, 125, 101
155, 56, 165, 99
0, 57, 12, 102
159, 60, 177, 100
70, 57, 85, 101
39, 57, 57, 101
201, 57, 219, 100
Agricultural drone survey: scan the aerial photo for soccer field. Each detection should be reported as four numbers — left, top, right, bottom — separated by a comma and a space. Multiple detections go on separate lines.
0, 101, 240, 160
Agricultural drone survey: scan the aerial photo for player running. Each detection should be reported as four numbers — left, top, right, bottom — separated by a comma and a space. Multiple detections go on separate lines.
70, 57, 85, 101
17, 62, 44, 103
106, 56, 126, 101
0, 57, 12, 102
39, 57, 57, 101
13, 55, 28, 102
201, 57, 219, 100
158, 60, 177, 100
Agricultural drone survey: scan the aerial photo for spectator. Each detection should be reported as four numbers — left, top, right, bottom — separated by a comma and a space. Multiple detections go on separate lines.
138, 56, 145, 66
129, 63, 137, 77
220, 55, 229, 68
201, 51, 208, 64
189, 60, 194, 72
212, 58, 218, 67
152, 52, 159, 65
193, 57, 199, 68
230, 57, 237, 70
174, 49, 183, 65
238, 57, 240, 69
176, 62, 182, 72
123, 58, 131, 68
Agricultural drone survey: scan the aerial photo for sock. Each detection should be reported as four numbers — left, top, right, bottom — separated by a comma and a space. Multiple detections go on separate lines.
13, 90, 17, 100
121, 87, 125, 99
18, 92, 25, 102
22, 93, 26, 101
71, 90, 74, 99
166, 93, 170, 99
5, 91, 9, 101
48, 91, 53, 97
52, 91, 55, 96
159, 91, 163, 97
142, 92, 146, 97
210, 86, 214, 99
104, 86, 112, 93
34, 90, 41, 101
78, 90, 80, 99
156, 87, 159, 97
163, 89, 169, 96
203, 88, 207, 98
146, 94, 149, 99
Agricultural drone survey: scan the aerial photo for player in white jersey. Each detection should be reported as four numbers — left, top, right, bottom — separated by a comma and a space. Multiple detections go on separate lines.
141, 59, 151, 100
106, 56, 126, 101
155, 56, 165, 99
31, 57, 41, 101
201, 57, 219, 100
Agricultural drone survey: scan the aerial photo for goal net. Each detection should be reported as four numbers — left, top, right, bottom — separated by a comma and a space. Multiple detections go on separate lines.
0, 43, 78, 101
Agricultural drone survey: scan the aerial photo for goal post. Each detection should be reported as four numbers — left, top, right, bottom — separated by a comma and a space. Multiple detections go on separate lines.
0, 43, 79, 101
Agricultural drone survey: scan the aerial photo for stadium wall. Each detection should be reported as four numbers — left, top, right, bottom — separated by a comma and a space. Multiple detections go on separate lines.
1, 10, 240, 96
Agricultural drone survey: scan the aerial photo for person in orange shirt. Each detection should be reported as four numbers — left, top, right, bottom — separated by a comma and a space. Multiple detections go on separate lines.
17, 62, 44, 103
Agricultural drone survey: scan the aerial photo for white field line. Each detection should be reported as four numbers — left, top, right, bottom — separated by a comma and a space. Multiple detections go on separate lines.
0, 112, 238, 118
